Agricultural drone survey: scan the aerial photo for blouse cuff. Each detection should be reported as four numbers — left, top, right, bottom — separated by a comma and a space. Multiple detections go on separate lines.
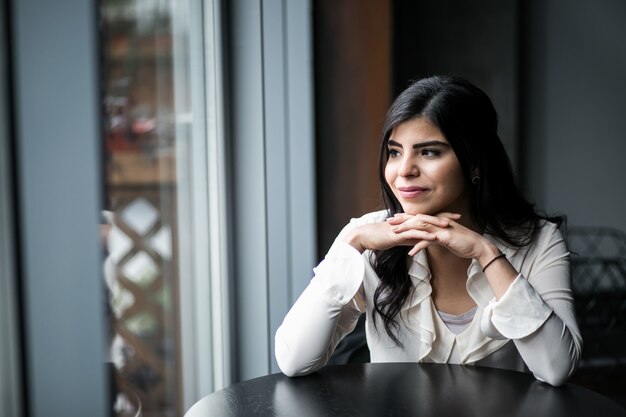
310, 241, 365, 307
482, 275, 552, 340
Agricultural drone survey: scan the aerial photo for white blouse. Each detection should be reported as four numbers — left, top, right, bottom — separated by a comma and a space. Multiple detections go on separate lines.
275, 210, 583, 386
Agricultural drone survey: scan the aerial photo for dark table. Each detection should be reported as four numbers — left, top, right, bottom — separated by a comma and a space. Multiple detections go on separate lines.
184, 363, 626, 417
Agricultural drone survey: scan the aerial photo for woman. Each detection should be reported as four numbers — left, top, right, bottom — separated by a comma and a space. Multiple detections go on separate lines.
275, 76, 582, 386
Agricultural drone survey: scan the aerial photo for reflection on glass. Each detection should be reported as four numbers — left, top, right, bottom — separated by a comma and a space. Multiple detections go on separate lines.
100, 1, 192, 416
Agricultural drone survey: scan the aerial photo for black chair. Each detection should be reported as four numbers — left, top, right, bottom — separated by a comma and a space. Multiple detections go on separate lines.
328, 315, 370, 365
567, 226, 626, 407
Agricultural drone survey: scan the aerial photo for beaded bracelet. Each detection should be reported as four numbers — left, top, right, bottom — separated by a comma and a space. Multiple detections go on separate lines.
482, 253, 506, 272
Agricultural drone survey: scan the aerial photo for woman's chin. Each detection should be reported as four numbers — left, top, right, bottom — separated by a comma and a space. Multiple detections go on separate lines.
399, 202, 435, 216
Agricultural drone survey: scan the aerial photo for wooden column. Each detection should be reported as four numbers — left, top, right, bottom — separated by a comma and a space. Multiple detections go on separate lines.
314, 0, 392, 257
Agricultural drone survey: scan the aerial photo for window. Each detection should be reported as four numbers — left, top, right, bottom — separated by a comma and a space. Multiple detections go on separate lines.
2, 0, 316, 414
100, 1, 228, 414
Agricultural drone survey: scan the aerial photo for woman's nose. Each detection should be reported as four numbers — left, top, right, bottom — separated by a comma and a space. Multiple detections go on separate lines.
398, 156, 419, 177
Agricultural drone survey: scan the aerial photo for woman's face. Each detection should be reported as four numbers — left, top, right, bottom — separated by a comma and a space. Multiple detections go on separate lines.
384, 117, 469, 216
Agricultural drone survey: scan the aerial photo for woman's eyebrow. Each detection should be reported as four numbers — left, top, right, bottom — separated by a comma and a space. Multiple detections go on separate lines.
387, 139, 449, 149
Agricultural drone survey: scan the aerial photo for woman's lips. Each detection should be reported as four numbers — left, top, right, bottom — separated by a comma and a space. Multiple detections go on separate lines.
397, 186, 428, 198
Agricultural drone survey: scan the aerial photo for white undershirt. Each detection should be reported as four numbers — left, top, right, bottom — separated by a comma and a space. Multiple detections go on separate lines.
437, 306, 478, 335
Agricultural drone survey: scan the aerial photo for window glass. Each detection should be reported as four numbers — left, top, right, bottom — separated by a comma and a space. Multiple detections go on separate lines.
100, 1, 203, 415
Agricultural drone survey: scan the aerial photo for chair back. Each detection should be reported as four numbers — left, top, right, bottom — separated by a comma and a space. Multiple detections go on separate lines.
567, 226, 626, 369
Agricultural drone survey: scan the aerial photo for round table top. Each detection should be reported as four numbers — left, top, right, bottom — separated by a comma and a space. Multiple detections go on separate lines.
185, 363, 626, 417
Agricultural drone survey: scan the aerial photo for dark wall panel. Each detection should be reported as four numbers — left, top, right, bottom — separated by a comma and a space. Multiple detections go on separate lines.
393, 0, 520, 170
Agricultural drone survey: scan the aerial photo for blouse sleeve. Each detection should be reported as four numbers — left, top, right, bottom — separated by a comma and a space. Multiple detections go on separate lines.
275, 224, 369, 377
481, 223, 583, 386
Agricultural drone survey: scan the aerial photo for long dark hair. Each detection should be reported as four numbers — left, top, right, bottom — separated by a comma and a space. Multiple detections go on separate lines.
372, 75, 562, 345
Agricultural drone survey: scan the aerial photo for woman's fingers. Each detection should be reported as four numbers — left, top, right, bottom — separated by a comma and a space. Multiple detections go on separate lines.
408, 240, 433, 256
436, 212, 462, 221
392, 229, 437, 256
383, 211, 482, 258
385, 213, 412, 225
389, 213, 454, 232
394, 229, 437, 243
379, 212, 467, 256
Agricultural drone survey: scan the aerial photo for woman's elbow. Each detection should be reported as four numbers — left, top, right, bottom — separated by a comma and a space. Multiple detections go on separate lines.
533, 354, 579, 387
275, 351, 317, 377
277, 359, 305, 378
529, 331, 582, 387
535, 370, 569, 387
276, 359, 298, 377
542, 339, 583, 386
275, 339, 312, 377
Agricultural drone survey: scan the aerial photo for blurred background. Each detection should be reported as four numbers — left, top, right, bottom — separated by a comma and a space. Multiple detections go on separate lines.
1, 0, 625, 416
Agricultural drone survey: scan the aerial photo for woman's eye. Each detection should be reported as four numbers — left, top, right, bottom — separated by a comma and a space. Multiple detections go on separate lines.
421, 148, 441, 158
388, 149, 400, 158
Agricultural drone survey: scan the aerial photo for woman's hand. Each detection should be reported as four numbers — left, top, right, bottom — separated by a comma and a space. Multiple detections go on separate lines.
387, 212, 495, 259
342, 213, 451, 253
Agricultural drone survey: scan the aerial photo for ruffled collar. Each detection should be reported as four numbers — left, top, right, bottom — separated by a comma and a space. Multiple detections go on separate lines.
399, 236, 516, 363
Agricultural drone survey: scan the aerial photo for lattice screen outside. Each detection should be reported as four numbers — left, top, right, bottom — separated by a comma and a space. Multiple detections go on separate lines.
105, 185, 181, 417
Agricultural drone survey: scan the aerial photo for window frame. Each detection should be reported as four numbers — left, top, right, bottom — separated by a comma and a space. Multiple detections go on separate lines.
8, 0, 109, 415
229, 0, 316, 381
0, 0, 23, 414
